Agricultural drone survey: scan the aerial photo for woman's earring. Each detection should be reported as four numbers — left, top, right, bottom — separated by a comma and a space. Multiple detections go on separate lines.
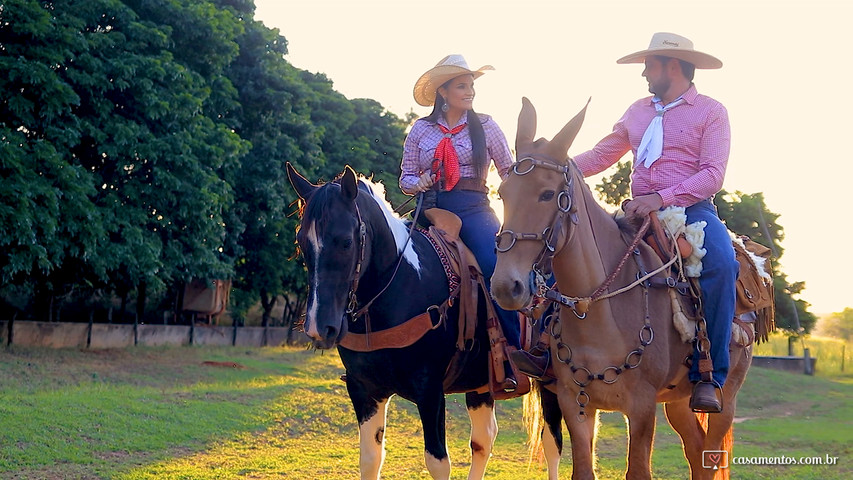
441, 102, 449, 113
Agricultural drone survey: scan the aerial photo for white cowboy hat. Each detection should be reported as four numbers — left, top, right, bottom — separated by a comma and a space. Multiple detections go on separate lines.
616, 32, 722, 69
413, 55, 494, 107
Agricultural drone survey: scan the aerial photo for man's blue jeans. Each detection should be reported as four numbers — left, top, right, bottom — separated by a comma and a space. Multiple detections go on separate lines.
685, 199, 739, 386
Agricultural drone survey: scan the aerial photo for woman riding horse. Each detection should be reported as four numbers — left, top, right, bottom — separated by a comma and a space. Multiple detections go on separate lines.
401, 54, 521, 355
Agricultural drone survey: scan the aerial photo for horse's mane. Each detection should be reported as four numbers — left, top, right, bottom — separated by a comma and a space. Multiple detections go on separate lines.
614, 211, 644, 236
357, 177, 422, 272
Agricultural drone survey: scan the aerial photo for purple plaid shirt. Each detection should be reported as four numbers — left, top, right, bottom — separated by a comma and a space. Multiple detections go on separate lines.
574, 84, 731, 207
399, 113, 513, 193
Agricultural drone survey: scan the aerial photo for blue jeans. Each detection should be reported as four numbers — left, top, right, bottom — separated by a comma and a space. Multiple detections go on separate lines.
685, 200, 739, 386
436, 190, 521, 348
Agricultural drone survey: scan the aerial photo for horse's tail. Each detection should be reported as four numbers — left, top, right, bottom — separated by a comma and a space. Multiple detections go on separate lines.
718, 424, 733, 480
696, 412, 733, 480
523, 380, 544, 468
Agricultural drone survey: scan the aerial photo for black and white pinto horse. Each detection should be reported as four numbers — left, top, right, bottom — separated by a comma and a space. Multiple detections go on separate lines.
287, 163, 516, 479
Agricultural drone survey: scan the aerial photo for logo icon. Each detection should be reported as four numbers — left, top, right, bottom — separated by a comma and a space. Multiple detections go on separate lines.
702, 450, 729, 470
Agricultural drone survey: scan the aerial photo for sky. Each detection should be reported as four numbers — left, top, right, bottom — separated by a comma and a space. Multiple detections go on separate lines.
254, 0, 852, 315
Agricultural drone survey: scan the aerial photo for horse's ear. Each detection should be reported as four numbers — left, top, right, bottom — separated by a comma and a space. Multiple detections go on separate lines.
516, 97, 537, 151
286, 162, 318, 201
341, 165, 359, 203
550, 98, 591, 158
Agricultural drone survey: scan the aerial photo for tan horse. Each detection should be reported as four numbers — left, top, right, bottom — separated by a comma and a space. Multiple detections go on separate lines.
491, 98, 752, 480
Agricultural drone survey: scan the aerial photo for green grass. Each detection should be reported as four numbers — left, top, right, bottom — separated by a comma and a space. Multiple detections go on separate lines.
753, 332, 851, 377
0, 345, 850, 479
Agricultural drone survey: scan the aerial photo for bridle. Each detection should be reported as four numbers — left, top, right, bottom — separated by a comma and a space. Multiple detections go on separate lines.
345, 189, 424, 320
344, 202, 368, 315
495, 155, 580, 296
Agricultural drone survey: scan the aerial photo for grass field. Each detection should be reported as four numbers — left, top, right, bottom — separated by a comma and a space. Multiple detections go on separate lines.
0, 345, 850, 479
753, 332, 850, 376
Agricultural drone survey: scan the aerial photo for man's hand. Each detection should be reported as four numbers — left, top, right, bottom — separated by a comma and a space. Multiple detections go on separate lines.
622, 193, 663, 218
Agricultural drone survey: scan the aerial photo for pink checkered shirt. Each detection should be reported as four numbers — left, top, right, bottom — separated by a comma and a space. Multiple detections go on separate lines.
574, 84, 731, 207
399, 113, 513, 193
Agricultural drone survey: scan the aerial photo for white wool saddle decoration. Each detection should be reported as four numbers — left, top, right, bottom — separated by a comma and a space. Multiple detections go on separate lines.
655, 207, 771, 280
730, 232, 772, 280
655, 207, 706, 277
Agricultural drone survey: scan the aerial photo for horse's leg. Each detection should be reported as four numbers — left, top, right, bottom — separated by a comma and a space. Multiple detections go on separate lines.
354, 396, 389, 480
541, 386, 564, 480
701, 353, 748, 480
419, 390, 451, 479
624, 398, 657, 480
465, 391, 497, 480
560, 392, 597, 480
664, 398, 706, 479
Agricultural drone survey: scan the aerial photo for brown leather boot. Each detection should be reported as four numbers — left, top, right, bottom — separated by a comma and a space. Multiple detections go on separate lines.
690, 382, 722, 413
509, 345, 552, 380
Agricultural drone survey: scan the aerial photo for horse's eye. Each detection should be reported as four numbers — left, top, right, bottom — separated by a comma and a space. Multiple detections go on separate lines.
342, 238, 353, 249
539, 191, 555, 202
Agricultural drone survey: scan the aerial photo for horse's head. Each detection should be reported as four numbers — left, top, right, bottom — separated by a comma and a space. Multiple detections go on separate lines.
490, 98, 588, 311
287, 163, 364, 349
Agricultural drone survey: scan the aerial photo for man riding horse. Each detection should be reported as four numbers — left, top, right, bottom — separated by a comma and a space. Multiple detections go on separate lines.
512, 32, 737, 413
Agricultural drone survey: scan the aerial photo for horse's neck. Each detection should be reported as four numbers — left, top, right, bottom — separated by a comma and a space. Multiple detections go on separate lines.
554, 178, 621, 293
361, 200, 406, 287
553, 177, 631, 343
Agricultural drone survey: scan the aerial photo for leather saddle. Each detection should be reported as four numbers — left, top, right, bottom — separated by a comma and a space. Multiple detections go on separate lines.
421, 207, 530, 399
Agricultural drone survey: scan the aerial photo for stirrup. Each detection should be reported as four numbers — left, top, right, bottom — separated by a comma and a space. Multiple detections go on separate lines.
501, 376, 518, 393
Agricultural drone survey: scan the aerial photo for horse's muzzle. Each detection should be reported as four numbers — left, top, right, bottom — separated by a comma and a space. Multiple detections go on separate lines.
307, 312, 348, 350
490, 271, 532, 311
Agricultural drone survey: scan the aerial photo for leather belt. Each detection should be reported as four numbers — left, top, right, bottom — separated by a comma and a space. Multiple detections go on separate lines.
448, 177, 488, 193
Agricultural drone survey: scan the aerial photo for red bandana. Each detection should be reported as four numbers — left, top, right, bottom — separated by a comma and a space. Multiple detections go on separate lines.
431, 123, 467, 190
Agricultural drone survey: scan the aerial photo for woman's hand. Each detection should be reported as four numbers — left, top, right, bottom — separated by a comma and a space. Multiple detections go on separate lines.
412, 171, 435, 193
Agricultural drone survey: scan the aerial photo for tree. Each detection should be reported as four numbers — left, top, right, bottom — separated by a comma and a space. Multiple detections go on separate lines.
594, 160, 632, 208
817, 308, 853, 341
2, 0, 247, 320
0, 0, 409, 326
212, 6, 322, 326
715, 190, 816, 333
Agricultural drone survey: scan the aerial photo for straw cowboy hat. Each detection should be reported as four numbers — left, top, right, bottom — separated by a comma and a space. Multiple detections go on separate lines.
616, 32, 722, 69
413, 55, 494, 107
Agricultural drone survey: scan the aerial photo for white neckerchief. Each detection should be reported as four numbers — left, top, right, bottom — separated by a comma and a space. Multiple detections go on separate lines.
637, 96, 685, 168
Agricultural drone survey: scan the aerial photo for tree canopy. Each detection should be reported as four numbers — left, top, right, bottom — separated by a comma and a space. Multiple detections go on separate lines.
0, 0, 408, 324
